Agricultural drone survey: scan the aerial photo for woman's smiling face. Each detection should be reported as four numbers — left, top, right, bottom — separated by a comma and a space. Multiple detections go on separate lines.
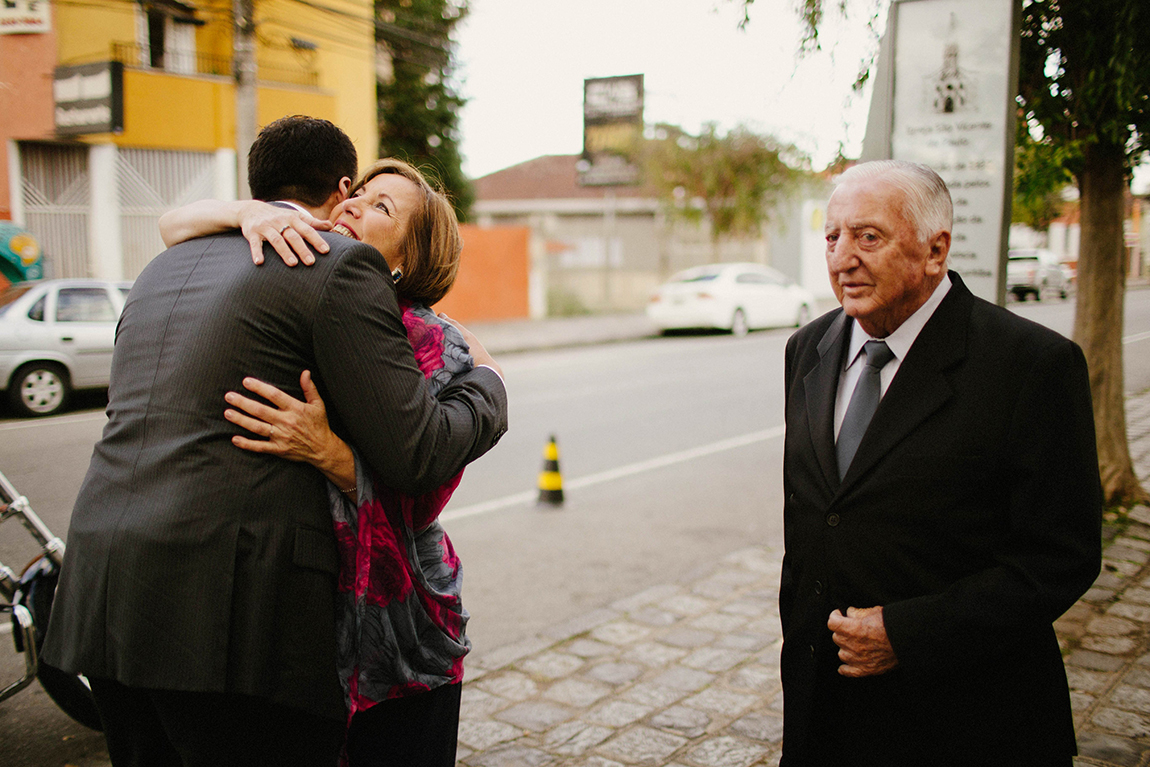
329, 173, 422, 271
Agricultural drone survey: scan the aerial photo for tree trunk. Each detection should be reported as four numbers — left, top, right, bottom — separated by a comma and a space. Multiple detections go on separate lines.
1073, 142, 1149, 507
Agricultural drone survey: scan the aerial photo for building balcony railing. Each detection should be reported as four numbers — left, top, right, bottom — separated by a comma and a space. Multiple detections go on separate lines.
110, 42, 319, 88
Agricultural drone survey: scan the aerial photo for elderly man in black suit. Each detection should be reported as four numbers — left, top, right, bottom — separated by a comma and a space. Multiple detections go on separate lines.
779, 160, 1101, 765
43, 116, 507, 766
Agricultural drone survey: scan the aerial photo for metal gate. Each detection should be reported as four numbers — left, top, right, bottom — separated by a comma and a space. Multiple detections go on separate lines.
118, 148, 215, 279
19, 144, 91, 279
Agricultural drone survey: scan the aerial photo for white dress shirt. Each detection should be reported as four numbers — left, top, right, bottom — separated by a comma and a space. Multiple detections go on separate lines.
834, 274, 952, 440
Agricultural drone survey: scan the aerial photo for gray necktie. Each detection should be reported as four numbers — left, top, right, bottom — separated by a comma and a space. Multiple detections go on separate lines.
837, 340, 895, 480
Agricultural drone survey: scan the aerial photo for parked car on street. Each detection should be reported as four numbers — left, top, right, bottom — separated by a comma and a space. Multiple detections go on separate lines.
0, 279, 132, 417
1006, 248, 1070, 301
647, 262, 816, 336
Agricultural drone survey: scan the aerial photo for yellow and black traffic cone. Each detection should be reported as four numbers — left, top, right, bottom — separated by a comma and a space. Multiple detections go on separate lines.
537, 434, 564, 507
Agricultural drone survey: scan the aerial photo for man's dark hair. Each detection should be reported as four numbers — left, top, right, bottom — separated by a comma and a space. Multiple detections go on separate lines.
248, 115, 358, 206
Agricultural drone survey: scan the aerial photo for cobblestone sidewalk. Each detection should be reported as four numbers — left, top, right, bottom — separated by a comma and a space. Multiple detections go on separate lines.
1062, 391, 1150, 767
455, 389, 1150, 767
459, 548, 786, 767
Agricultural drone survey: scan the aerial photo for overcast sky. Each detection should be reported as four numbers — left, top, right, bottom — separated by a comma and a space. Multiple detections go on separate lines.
453, 0, 880, 179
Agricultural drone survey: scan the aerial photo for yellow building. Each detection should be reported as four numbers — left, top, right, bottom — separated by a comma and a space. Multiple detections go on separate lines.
2, 0, 379, 280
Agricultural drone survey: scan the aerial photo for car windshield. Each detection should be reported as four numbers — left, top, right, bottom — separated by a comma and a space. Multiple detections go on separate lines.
0, 283, 36, 316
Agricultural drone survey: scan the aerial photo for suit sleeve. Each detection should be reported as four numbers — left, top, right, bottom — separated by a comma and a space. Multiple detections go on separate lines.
882, 337, 1102, 674
311, 244, 508, 496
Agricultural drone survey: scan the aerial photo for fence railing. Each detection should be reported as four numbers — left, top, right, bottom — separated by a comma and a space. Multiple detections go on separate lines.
110, 42, 319, 88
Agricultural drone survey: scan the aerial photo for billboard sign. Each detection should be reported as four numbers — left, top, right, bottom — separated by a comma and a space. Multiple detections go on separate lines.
0, 0, 51, 34
580, 74, 643, 187
54, 61, 124, 136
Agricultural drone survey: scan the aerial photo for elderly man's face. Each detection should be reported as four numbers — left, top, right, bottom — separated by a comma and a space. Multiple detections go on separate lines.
823, 176, 949, 338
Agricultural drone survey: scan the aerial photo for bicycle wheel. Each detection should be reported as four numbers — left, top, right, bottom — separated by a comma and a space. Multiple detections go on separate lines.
15, 557, 104, 731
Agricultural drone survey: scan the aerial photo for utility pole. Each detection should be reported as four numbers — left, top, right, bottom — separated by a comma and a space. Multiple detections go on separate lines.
233, 0, 257, 198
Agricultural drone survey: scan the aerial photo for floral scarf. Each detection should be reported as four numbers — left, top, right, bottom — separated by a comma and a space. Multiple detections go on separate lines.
328, 301, 474, 726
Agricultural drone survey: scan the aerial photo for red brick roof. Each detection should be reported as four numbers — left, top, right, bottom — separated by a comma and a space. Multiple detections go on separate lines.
472, 155, 656, 201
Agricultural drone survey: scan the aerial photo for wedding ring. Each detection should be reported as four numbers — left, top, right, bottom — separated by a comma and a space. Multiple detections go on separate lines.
278, 225, 290, 234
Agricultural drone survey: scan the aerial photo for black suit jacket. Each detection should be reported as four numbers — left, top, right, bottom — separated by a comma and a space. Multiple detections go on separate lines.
779, 273, 1101, 765
43, 229, 507, 720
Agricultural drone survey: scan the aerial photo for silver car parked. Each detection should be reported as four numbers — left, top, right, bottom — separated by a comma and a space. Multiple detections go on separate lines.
1006, 249, 1071, 302
0, 279, 131, 417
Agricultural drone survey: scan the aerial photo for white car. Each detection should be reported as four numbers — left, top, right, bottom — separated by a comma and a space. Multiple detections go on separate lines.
0, 279, 132, 417
647, 262, 815, 336
1006, 249, 1071, 301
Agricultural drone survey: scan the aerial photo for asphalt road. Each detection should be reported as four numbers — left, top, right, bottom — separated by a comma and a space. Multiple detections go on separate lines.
0, 287, 1148, 766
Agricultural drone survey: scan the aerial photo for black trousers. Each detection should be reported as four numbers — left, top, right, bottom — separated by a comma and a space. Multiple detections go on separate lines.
89, 677, 344, 767
345, 682, 461, 767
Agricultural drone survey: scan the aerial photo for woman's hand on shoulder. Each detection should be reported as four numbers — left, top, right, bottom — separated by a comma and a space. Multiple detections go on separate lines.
238, 201, 332, 267
158, 198, 333, 268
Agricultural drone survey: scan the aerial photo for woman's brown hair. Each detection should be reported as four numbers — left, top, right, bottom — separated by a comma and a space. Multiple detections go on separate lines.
352, 159, 462, 306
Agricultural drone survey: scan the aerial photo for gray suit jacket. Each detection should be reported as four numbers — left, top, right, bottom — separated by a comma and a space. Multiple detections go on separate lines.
43, 228, 507, 720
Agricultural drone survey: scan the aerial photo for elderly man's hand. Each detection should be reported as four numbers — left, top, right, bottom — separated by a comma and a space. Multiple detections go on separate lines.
828, 606, 899, 678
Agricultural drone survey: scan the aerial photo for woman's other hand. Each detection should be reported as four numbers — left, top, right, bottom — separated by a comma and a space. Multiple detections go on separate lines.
238, 202, 332, 267
224, 370, 355, 490
438, 313, 503, 380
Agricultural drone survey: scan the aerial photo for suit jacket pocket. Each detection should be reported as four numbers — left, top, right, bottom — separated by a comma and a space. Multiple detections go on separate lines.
293, 526, 339, 575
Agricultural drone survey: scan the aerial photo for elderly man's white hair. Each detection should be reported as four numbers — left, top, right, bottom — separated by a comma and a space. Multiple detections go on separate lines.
835, 160, 954, 244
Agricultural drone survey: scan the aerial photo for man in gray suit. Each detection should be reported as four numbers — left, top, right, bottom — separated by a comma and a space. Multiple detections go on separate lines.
42, 116, 508, 765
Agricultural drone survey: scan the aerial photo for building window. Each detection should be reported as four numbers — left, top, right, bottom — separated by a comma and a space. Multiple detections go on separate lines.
137, 1, 199, 75
146, 8, 166, 68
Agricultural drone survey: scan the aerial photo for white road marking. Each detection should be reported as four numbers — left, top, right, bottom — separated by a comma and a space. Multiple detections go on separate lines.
0, 412, 106, 432
441, 426, 785, 522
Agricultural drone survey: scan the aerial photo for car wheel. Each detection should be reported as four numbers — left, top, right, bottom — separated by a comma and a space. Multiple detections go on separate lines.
8, 363, 70, 417
795, 304, 812, 327
730, 309, 749, 338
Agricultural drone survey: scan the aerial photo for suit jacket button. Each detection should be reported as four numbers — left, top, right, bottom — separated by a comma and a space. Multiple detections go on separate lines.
814, 580, 824, 595
809, 644, 816, 659
826, 513, 840, 527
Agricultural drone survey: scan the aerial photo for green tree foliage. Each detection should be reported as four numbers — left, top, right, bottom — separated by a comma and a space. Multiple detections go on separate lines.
376, 0, 473, 220
642, 123, 810, 261
1012, 118, 1072, 230
739, 0, 1150, 505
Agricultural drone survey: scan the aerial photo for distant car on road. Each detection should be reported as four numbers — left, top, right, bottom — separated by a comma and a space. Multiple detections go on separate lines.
647, 262, 816, 336
1007, 248, 1070, 302
0, 279, 131, 417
